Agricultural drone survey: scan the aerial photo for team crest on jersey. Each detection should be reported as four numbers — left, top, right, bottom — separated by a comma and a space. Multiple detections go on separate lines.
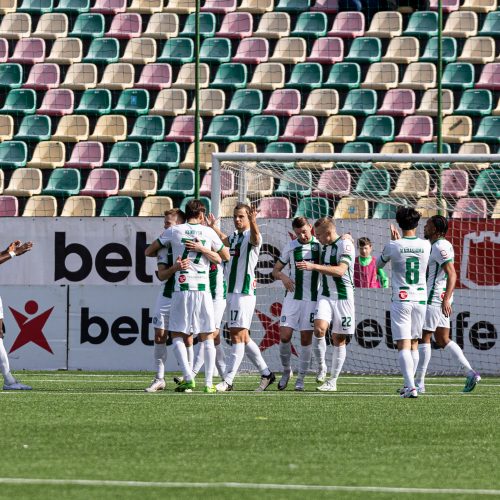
178, 275, 186, 283
210, 263, 217, 271
399, 290, 408, 300
440, 250, 448, 258
440, 292, 446, 300
252, 279, 257, 289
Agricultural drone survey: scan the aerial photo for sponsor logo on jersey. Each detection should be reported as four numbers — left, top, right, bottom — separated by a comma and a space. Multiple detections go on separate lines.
252, 279, 257, 289
178, 275, 186, 283
230, 249, 240, 257
399, 290, 408, 300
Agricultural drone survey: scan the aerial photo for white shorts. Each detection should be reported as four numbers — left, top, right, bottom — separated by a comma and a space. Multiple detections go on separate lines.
423, 304, 450, 331
213, 298, 226, 330
315, 296, 355, 335
391, 302, 427, 341
168, 290, 215, 335
226, 293, 256, 330
280, 296, 315, 332
152, 292, 171, 331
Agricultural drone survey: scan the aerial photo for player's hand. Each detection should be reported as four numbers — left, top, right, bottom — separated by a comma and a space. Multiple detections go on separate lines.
341, 232, 354, 243
390, 224, 401, 241
296, 261, 313, 271
249, 207, 258, 224
206, 213, 218, 228
184, 239, 204, 253
441, 298, 452, 318
6, 240, 21, 254
281, 276, 295, 293
175, 256, 190, 271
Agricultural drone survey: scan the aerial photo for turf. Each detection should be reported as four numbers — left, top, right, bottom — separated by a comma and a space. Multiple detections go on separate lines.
0, 372, 499, 500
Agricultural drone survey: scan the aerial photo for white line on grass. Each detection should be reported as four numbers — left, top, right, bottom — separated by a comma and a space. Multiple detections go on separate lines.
0, 478, 498, 496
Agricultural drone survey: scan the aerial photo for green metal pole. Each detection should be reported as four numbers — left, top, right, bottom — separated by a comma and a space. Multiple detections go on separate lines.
437, 0, 444, 215
194, 0, 200, 199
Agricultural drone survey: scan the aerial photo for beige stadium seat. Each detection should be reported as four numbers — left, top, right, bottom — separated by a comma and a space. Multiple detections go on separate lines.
247, 171, 274, 197
494, 97, 500, 115
139, 196, 173, 216
302, 89, 339, 116
221, 141, 257, 170
416, 197, 447, 218
442, 115, 473, 143
373, 142, 412, 170
0, 13, 31, 40
270, 37, 306, 64
443, 11, 478, 38
52, 115, 89, 142
361, 62, 399, 90
172, 63, 209, 90
334, 197, 369, 219
27, 141, 65, 169
365, 11, 402, 38
46, 38, 83, 64
461, 0, 497, 12
186, 89, 225, 117
0, 115, 14, 141
4, 168, 42, 196
89, 115, 127, 142
458, 36, 495, 63
181, 142, 218, 170
143, 13, 179, 39
33, 13, 68, 39
452, 142, 490, 170
121, 38, 156, 64
0, 0, 17, 14
61, 196, 96, 216
128, 0, 162, 13
492, 199, 500, 218
119, 169, 158, 197
416, 89, 454, 116
97, 63, 135, 90
392, 170, 430, 198
296, 142, 334, 170
399, 62, 436, 90
164, 0, 195, 13
318, 115, 356, 143
254, 12, 290, 39
0, 169, 4, 192
247, 62, 285, 90
382, 36, 419, 63
150, 89, 187, 116
238, 0, 273, 13
220, 196, 251, 217
22, 195, 57, 216
60, 63, 97, 90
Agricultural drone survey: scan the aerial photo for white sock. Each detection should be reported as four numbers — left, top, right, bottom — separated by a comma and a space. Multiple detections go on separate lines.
445, 341, 473, 374
312, 335, 326, 370
172, 337, 192, 381
192, 342, 205, 376
186, 345, 194, 371
215, 343, 226, 377
0, 338, 16, 385
203, 339, 216, 387
398, 349, 416, 389
245, 338, 271, 376
330, 345, 347, 381
279, 341, 292, 372
153, 343, 167, 380
224, 342, 245, 385
411, 349, 419, 376
299, 344, 312, 377
415, 343, 431, 386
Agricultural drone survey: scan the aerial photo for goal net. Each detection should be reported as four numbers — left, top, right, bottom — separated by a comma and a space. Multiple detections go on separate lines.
211, 151, 500, 376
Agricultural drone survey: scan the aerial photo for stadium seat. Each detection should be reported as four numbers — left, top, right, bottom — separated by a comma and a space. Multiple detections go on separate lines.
373, 142, 412, 171
179, 196, 211, 214
373, 199, 408, 219
0, 40, 11, 62
312, 169, 351, 198
382, 36, 419, 64
318, 115, 356, 143
143, 13, 179, 39
404, 11, 438, 37
0, 64, 22, 90
264, 141, 295, 169
246, 170, 274, 197
149, 88, 187, 116
138, 196, 173, 216
473, 116, 500, 143
128, 0, 162, 13
413, 142, 451, 170
355, 169, 391, 197
324, 62, 361, 89
452, 142, 490, 170
11, 38, 46, 64
415, 197, 447, 218
377, 89, 415, 116
0, 13, 31, 39
439, 169, 469, 198
461, 0, 497, 13
256, 196, 291, 218
199, 170, 234, 197
37, 89, 73, 116
442, 63, 475, 89
46, 37, 83, 64
270, 37, 306, 64
22, 195, 57, 216
28, 141, 65, 169
181, 12, 216, 38
118, 169, 157, 197
358, 115, 395, 143
199, 38, 231, 64
52, 115, 89, 143
285, 63, 322, 90
247, 62, 285, 90
336, 141, 373, 171
476, 63, 500, 90
302, 89, 339, 116
479, 11, 500, 36
157, 37, 194, 63
219, 196, 247, 217
217, 12, 253, 39
70, 13, 105, 38
307, 37, 343, 64
345, 37, 382, 63
241, 114, 278, 142
280, 115, 318, 143
233, 37, 269, 64
429, 0, 459, 12
292, 12, 327, 38
43, 168, 80, 196
328, 11, 365, 38
163, 0, 195, 14
157, 168, 195, 196
275, 168, 312, 197
443, 11, 478, 38
172, 63, 210, 90
493, 200, 500, 218
180, 141, 218, 170
297, 141, 334, 170
33, 13, 68, 39
416, 89, 454, 116
0, 195, 18, 216
100, 196, 134, 216
91, 0, 126, 14
263, 89, 300, 116
452, 197, 487, 218
237, 0, 273, 13
399, 62, 436, 90
340, 89, 377, 116
334, 197, 369, 219
142, 141, 180, 169
395, 116, 433, 144
65, 141, 103, 169
0, 89, 36, 115
365, 11, 402, 38
15, 115, 48, 142
88, 115, 126, 142
228, 89, 264, 116
120, 38, 156, 64
203, 115, 241, 143
104, 141, 142, 169
360, 62, 398, 90
113, 89, 149, 116
18, 0, 53, 13
294, 196, 330, 218
130, 115, 165, 142
60, 62, 97, 90
165, 115, 202, 143
392, 170, 430, 198
458, 36, 495, 64
80, 168, 119, 197
135, 64, 172, 91
471, 169, 500, 197
61, 195, 96, 216
254, 12, 290, 38
0, 0, 18, 14
212, 63, 248, 90
455, 89, 492, 116
202, 0, 236, 13
75, 89, 111, 116
0, 141, 28, 168
420, 36, 457, 63
97, 63, 134, 90
187, 89, 225, 117
275, 0, 309, 12
4, 167, 42, 196
311, 0, 338, 12
23, 63, 59, 90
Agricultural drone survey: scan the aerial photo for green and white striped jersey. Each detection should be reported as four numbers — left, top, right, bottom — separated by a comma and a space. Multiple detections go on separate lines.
157, 223, 224, 292
278, 236, 321, 301
320, 238, 355, 301
157, 246, 175, 299
427, 238, 454, 306
225, 230, 262, 296
377, 237, 431, 303
210, 261, 227, 301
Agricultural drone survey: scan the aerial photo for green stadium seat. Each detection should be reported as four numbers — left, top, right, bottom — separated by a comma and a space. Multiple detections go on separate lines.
70, 13, 105, 38
455, 89, 493, 116
0, 89, 36, 115
157, 38, 194, 64
180, 196, 211, 214
275, 0, 310, 12
413, 142, 451, 170
324, 63, 361, 90
442, 63, 475, 89
285, 62, 323, 90
264, 141, 295, 169
357, 115, 395, 144
129, 116, 165, 142
373, 199, 409, 219
83, 37, 119, 63
295, 196, 330, 218
180, 12, 216, 38
104, 141, 142, 169
43, 168, 81, 196
420, 36, 457, 63
404, 11, 438, 38
340, 89, 377, 116
157, 168, 195, 196
291, 12, 327, 37
355, 169, 391, 197
18, 0, 53, 13
345, 37, 382, 63
473, 116, 500, 143
199, 37, 232, 63
479, 11, 500, 36
242, 114, 279, 142
15, 115, 51, 142
211, 63, 248, 89
113, 89, 149, 116
274, 168, 312, 197
471, 169, 500, 198
336, 141, 373, 170
54, 0, 90, 13
226, 89, 263, 116
0, 141, 28, 168
0, 64, 23, 89
204, 115, 241, 143
100, 196, 135, 216
142, 141, 180, 170
75, 89, 111, 116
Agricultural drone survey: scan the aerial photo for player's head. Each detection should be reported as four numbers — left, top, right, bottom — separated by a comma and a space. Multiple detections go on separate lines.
233, 203, 251, 231
163, 208, 185, 229
292, 217, 313, 244
395, 207, 420, 231
184, 199, 206, 222
424, 215, 449, 240
313, 217, 336, 245
357, 237, 372, 258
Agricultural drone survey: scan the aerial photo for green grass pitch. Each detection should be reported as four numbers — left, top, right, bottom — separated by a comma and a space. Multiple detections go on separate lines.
0, 372, 499, 500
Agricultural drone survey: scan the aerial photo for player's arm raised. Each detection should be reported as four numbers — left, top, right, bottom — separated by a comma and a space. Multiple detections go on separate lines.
248, 207, 261, 246
0, 240, 33, 265
272, 260, 295, 292
441, 260, 456, 318
206, 213, 230, 247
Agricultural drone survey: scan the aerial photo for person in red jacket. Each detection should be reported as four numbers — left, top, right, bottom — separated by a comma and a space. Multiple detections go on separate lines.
354, 237, 388, 289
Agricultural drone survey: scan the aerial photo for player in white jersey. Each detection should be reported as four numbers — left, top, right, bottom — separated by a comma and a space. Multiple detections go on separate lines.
414, 215, 481, 393
377, 207, 431, 399
145, 200, 229, 393
297, 217, 355, 392
209, 204, 276, 392
272, 217, 321, 391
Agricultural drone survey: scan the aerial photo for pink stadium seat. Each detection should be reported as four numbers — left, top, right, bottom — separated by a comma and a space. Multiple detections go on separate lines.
436, 170, 469, 198
135, 64, 172, 91
201, 0, 237, 13
476, 63, 500, 91
217, 12, 253, 39
0, 38, 8, 63
311, 0, 339, 13
312, 169, 351, 198
452, 197, 487, 218
200, 170, 235, 197
307, 37, 344, 63
263, 89, 301, 116
106, 13, 142, 39
257, 197, 291, 218
378, 89, 416, 117
11, 38, 45, 64
280, 115, 318, 143
65, 141, 104, 169
23, 63, 60, 90
91, 0, 126, 14
0, 196, 19, 216
233, 37, 269, 64
429, 0, 459, 13
395, 116, 433, 144
80, 168, 119, 197
328, 12, 365, 38
165, 115, 203, 143
37, 89, 74, 116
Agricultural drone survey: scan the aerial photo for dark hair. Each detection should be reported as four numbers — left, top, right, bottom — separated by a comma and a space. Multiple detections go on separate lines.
292, 217, 310, 229
395, 207, 421, 231
234, 203, 251, 216
185, 199, 206, 219
314, 217, 335, 228
358, 237, 372, 247
164, 208, 186, 222
429, 215, 448, 236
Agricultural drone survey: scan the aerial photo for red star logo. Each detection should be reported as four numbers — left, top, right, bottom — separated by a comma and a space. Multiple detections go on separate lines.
255, 302, 297, 355
8, 300, 54, 354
